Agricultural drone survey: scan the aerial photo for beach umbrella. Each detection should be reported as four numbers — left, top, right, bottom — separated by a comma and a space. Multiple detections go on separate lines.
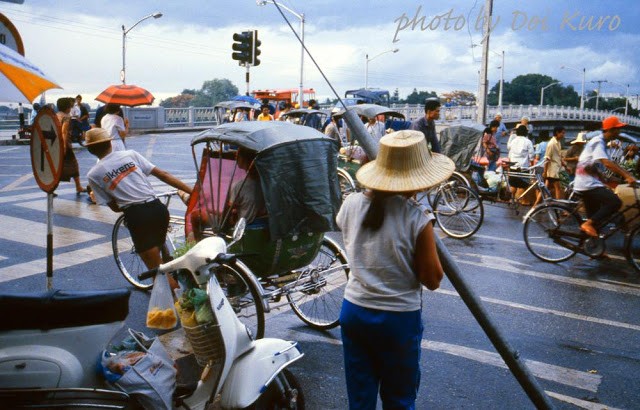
0, 43, 61, 103
95, 84, 155, 107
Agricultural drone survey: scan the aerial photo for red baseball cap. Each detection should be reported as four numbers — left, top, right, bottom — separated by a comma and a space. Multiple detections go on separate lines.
602, 116, 627, 130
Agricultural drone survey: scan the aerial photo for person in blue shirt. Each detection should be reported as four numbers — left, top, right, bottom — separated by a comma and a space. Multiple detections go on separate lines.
410, 98, 441, 153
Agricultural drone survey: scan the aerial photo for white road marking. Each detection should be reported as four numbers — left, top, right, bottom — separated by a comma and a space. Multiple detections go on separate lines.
0, 173, 34, 192
0, 214, 103, 247
284, 329, 602, 394
545, 390, 622, 410
0, 240, 113, 283
437, 288, 640, 332
422, 340, 602, 392
18, 198, 120, 225
456, 253, 640, 297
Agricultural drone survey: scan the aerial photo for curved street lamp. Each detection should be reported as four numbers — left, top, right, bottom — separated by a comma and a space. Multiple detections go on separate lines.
560, 65, 585, 111
540, 81, 561, 107
257, 0, 305, 108
122, 11, 163, 84
365, 48, 399, 89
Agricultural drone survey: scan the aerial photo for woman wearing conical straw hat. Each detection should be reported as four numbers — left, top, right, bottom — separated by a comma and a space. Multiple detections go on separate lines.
336, 130, 454, 409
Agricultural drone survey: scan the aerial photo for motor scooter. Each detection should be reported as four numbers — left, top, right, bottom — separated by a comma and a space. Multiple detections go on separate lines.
0, 219, 305, 409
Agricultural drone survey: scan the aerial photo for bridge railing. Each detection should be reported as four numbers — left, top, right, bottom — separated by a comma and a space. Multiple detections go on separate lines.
389, 103, 640, 126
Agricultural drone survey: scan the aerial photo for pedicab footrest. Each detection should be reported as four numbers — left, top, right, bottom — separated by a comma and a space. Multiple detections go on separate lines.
183, 321, 225, 367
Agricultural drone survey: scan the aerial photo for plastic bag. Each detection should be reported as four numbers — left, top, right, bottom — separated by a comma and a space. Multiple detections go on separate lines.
146, 273, 178, 329
100, 329, 176, 410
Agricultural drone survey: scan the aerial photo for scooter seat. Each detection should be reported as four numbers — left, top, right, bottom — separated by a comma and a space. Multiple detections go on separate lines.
0, 289, 130, 331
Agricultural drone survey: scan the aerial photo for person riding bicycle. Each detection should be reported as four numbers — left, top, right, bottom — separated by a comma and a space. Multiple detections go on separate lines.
410, 98, 441, 153
574, 116, 637, 237
84, 128, 193, 271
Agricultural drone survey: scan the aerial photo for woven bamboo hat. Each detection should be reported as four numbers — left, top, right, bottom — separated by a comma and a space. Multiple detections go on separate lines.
84, 128, 113, 146
355, 130, 455, 192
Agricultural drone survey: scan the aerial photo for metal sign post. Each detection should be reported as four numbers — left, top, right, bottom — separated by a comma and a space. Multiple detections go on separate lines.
29, 107, 63, 289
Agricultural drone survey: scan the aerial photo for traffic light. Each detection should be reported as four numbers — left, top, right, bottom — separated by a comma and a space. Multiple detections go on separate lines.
252, 30, 261, 66
232, 31, 252, 64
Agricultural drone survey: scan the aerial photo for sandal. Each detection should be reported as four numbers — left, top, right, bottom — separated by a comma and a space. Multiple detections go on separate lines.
580, 222, 598, 237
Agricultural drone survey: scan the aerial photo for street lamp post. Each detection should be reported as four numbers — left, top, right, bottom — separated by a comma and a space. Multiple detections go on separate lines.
257, 0, 305, 108
365, 48, 399, 89
591, 79, 608, 111
609, 80, 630, 116
488, 50, 504, 109
122, 11, 162, 84
560, 65, 585, 112
540, 81, 561, 107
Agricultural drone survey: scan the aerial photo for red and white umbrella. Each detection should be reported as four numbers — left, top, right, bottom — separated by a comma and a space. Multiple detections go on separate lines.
95, 84, 155, 107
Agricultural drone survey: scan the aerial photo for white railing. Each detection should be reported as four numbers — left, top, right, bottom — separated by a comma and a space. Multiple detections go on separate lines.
389, 103, 640, 126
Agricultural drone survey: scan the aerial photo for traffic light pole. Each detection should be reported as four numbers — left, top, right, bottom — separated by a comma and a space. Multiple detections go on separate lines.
245, 64, 251, 96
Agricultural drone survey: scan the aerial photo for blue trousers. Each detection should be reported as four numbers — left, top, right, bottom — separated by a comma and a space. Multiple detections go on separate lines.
340, 299, 423, 410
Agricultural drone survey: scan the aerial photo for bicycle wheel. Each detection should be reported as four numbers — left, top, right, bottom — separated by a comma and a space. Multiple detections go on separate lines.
625, 226, 640, 273
523, 204, 581, 262
287, 237, 349, 330
112, 215, 154, 290
433, 184, 484, 239
216, 261, 265, 339
337, 168, 357, 200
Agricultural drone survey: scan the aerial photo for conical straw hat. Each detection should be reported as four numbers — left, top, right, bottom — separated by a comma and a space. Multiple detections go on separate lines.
355, 130, 455, 192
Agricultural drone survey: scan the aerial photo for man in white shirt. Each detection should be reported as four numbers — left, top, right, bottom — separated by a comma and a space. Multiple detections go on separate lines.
508, 125, 534, 204
365, 116, 386, 143
575, 116, 636, 237
85, 128, 192, 271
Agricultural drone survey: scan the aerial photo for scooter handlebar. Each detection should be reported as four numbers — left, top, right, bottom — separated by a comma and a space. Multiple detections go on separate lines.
206, 253, 237, 265
137, 267, 158, 281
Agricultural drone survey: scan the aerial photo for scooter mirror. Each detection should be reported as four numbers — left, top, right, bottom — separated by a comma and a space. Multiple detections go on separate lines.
230, 218, 246, 246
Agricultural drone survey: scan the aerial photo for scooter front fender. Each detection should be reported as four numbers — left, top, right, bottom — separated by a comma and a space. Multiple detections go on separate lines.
219, 338, 303, 409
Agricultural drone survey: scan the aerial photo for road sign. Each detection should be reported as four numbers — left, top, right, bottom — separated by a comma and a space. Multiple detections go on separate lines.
0, 12, 24, 55
30, 106, 63, 193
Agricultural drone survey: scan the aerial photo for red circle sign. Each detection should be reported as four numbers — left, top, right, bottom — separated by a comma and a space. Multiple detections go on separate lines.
30, 107, 64, 193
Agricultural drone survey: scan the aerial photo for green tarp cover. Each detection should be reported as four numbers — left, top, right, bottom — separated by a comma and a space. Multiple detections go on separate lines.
439, 124, 485, 172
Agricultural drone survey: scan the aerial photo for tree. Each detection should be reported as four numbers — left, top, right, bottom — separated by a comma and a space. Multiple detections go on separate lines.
487, 74, 579, 107
159, 79, 238, 108
402, 89, 438, 104
441, 90, 476, 106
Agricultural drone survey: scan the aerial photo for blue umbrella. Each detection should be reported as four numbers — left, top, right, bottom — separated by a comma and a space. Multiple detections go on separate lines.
233, 95, 261, 104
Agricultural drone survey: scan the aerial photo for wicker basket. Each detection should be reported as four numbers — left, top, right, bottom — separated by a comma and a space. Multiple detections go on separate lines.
182, 321, 224, 367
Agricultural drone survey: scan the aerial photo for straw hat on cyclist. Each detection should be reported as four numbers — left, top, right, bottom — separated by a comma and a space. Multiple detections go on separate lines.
336, 130, 453, 409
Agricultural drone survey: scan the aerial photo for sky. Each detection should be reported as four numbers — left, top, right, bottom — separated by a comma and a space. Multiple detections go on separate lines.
1, 0, 639, 107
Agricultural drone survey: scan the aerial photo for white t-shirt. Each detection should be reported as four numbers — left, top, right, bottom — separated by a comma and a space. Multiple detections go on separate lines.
508, 136, 534, 169
87, 150, 156, 208
574, 134, 609, 191
70, 103, 81, 119
365, 121, 386, 142
336, 193, 433, 312
101, 114, 126, 151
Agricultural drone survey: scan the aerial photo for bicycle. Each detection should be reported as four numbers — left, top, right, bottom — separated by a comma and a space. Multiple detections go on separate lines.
112, 190, 186, 290
416, 173, 484, 239
471, 161, 553, 215
522, 183, 640, 272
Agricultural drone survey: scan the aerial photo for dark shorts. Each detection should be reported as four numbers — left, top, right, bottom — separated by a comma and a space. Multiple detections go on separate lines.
123, 199, 169, 253
545, 177, 560, 183
508, 176, 530, 189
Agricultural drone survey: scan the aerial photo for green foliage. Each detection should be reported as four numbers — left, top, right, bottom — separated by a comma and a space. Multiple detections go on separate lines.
488, 73, 580, 107
402, 88, 438, 104
172, 239, 197, 258
159, 78, 239, 108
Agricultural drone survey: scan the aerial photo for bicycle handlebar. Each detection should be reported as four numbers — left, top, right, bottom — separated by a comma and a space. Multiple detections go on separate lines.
137, 267, 158, 281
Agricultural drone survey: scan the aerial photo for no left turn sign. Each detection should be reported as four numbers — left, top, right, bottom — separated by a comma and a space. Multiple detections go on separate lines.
30, 106, 64, 193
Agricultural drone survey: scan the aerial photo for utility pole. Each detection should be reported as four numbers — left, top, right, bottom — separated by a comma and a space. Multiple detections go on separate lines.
591, 79, 608, 111
476, 0, 493, 125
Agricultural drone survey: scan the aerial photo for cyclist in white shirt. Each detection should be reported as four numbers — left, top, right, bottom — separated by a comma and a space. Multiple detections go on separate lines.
574, 116, 636, 237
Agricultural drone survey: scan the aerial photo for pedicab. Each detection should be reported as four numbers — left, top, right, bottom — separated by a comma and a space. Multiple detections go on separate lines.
212, 100, 260, 124
278, 108, 328, 131
184, 121, 350, 339
334, 104, 411, 197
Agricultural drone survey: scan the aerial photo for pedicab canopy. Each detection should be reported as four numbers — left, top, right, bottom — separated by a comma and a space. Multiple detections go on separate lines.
191, 121, 341, 240
438, 124, 485, 172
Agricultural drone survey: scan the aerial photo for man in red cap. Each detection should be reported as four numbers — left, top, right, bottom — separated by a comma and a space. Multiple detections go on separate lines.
574, 116, 637, 237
